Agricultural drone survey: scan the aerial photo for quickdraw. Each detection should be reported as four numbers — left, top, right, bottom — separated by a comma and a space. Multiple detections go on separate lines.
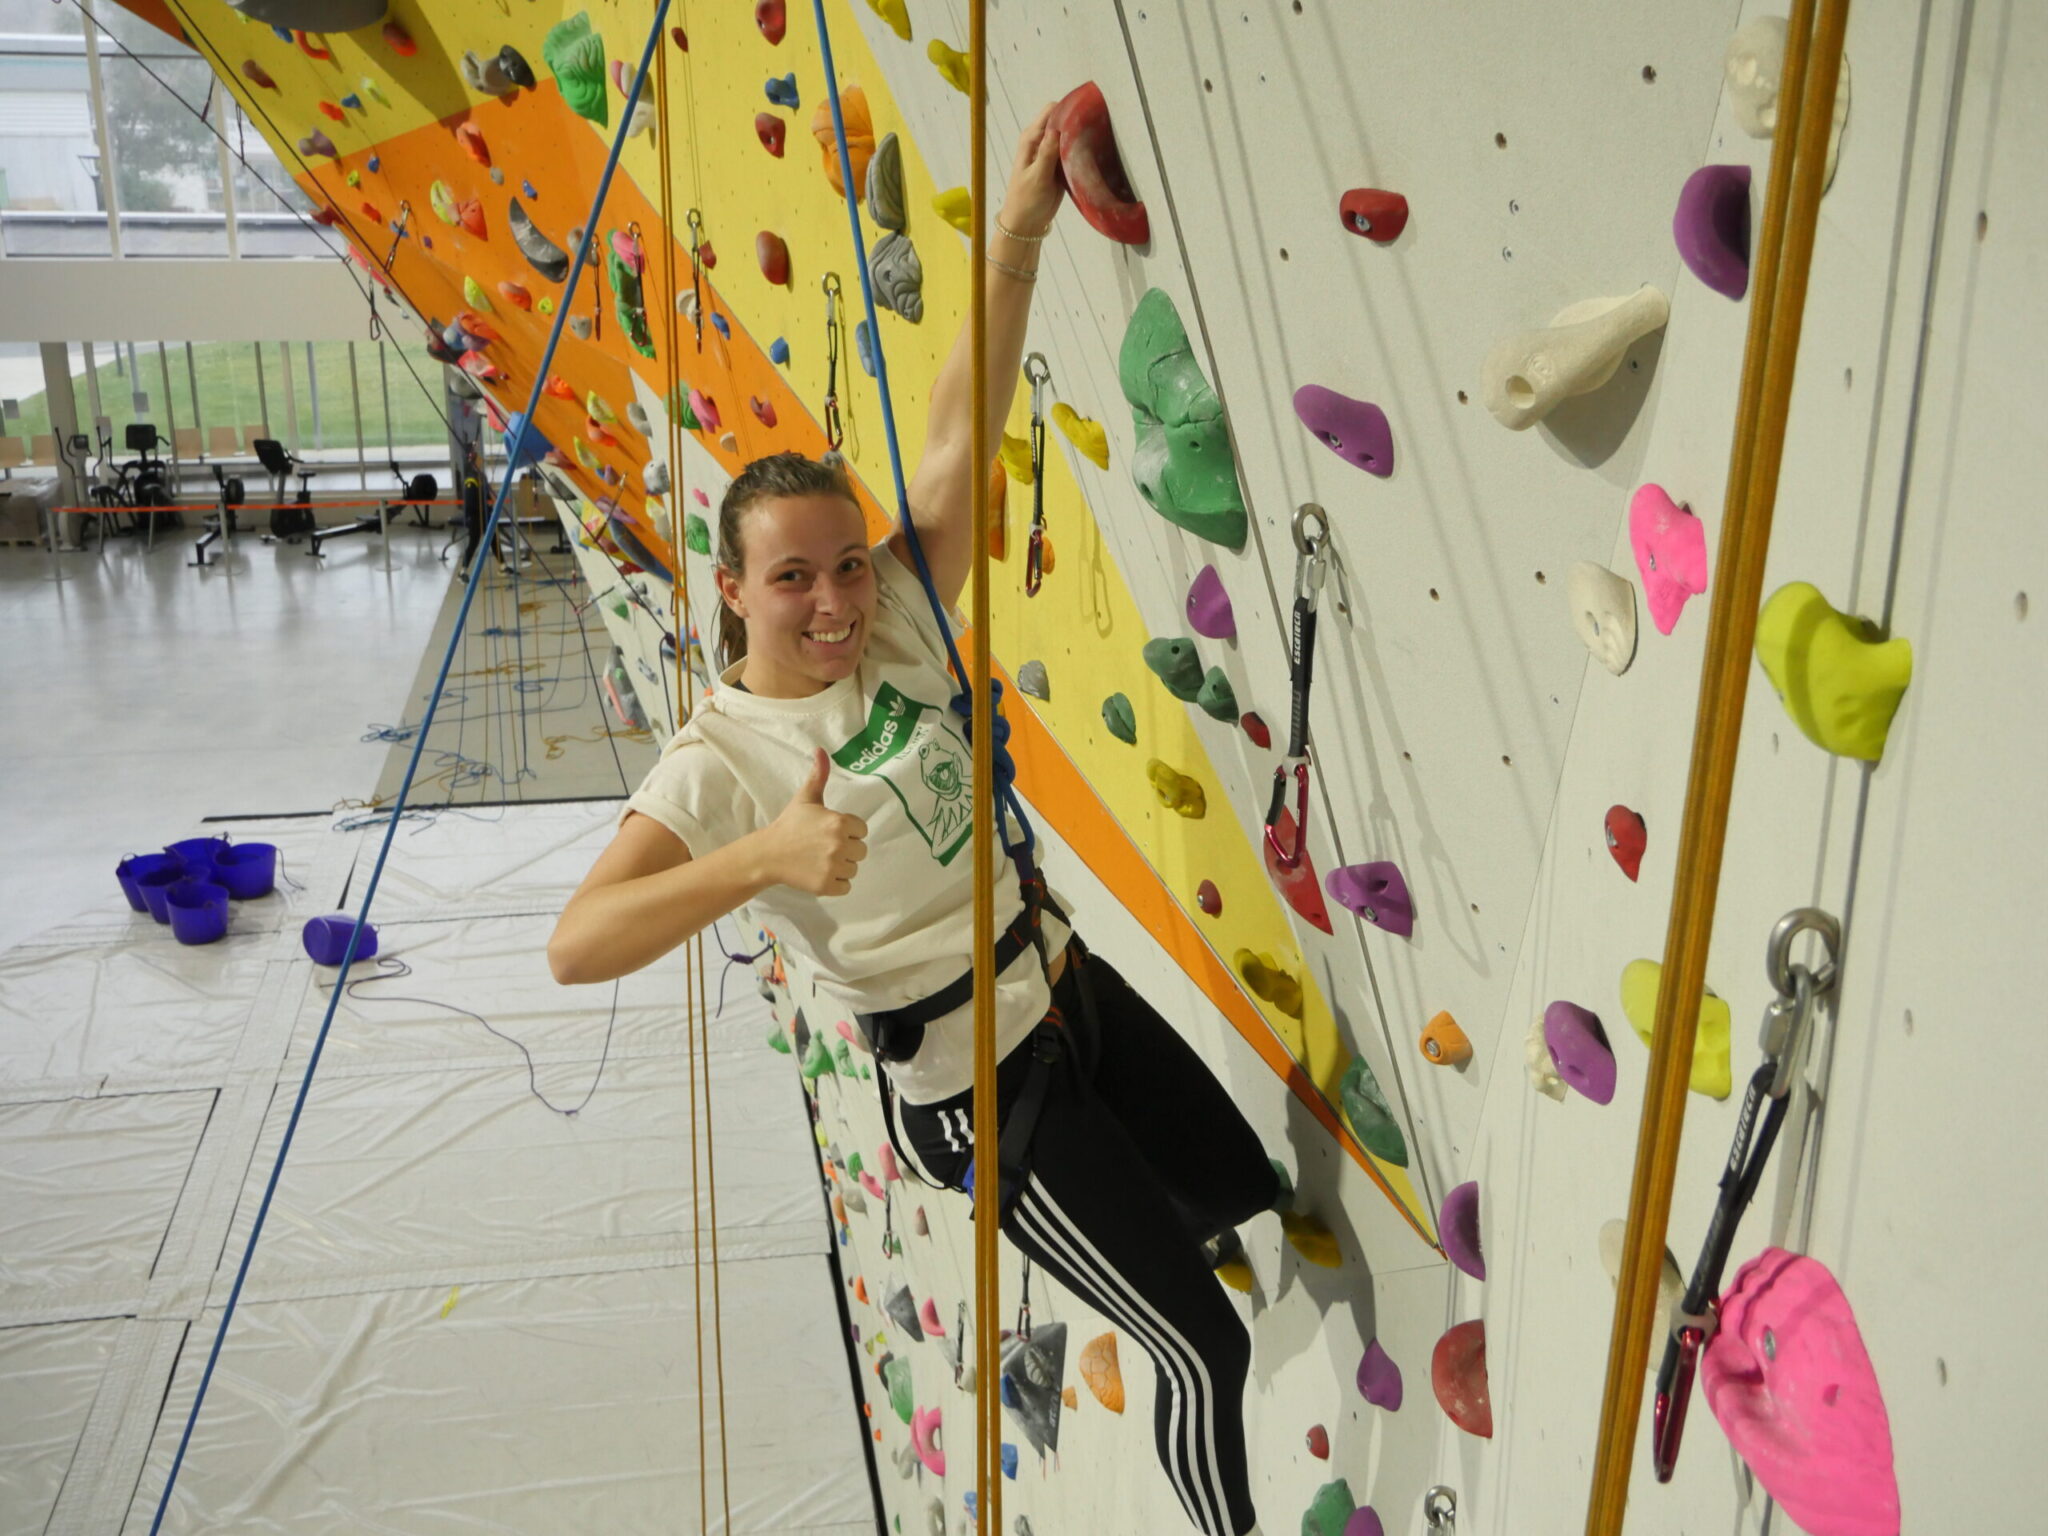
381, 199, 412, 273
686, 209, 705, 352
1023, 352, 1051, 597
1263, 503, 1332, 869
821, 272, 844, 453
1651, 906, 1842, 1482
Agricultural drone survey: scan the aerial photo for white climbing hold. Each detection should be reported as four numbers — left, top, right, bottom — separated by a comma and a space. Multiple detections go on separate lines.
1480, 286, 1669, 431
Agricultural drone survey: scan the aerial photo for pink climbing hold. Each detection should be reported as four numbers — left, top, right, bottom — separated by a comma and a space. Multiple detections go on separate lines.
1674, 164, 1751, 301
688, 388, 721, 433
1431, 1320, 1493, 1439
1439, 1181, 1485, 1281
750, 396, 778, 428
1185, 566, 1235, 640
692, 487, 710, 507
1629, 483, 1709, 635
1325, 861, 1413, 938
1293, 385, 1395, 478
835, 1019, 858, 1043
860, 1171, 885, 1201
755, 112, 787, 157
1356, 1338, 1403, 1410
610, 229, 644, 274
877, 1142, 900, 1182
911, 1405, 946, 1476
1701, 1248, 1898, 1536
918, 1296, 946, 1336
1338, 188, 1409, 244
1344, 1512, 1386, 1536
1305, 1423, 1330, 1459
1263, 808, 1333, 934
1543, 1000, 1616, 1105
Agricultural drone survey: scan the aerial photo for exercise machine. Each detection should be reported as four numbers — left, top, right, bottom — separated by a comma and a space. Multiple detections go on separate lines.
189, 463, 246, 568
252, 438, 316, 540
384, 457, 441, 527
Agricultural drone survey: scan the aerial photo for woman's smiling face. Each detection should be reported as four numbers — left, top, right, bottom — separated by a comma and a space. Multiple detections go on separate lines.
720, 493, 876, 698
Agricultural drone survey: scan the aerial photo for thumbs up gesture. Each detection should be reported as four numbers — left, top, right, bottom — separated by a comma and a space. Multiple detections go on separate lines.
763, 749, 869, 896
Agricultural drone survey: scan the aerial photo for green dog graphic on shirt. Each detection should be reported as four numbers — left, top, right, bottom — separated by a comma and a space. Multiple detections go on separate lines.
832, 683, 973, 863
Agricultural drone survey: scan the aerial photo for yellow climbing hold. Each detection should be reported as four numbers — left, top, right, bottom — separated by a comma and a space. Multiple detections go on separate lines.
1215, 1258, 1254, 1293
429, 180, 459, 225
1145, 759, 1205, 818
865, 0, 912, 41
441, 1285, 461, 1318
462, 275, 494, 314
1235, 949, 1304, 1020
574, 439, 602, 473
1281, 1211, 1342, 1269
537, 296, 555, 316
585, 391, 616, 424
1754, 581, 1913, 762
932, 187, 973, 235
1619, 958, 1732, 1099
345, 169, 361, 187
360, 77, 389, 109
1052, 402, 1109, 469
927, 38, 970, 94
997, 431, 1034, 484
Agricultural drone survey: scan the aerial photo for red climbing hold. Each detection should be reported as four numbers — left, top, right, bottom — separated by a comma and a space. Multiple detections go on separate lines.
294, 31, 331, 62
1053, 82, 1149, 245
240, 60, 277, 90
1263, 807, 1334, 934
1604, 805, 1646, 882
1338, 189, 1410, 244
671, 26, 689, 51
1431, 1321, 1493, 1439
455, 123, 491, 168
311, 206, 339, 226
756, 0, 787, 45
382, 21, 416, 57
699, 240, 717, 270
1241, 712, 1270, 749
457, 199, 487, 240
1306, 1424, 1330, 1460
318, 101, 345, 123
755, 113, 787, 157
756, 230, 791, 286
544, 376, 576, 401
1196, 879, 1221, 917
499, 281, 532, 310
586, 418, 618, 448
360, 202, 383, 223
749, 396, 778, 428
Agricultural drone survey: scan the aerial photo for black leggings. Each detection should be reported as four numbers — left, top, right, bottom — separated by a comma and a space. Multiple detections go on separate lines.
895, 941, 1278, 1536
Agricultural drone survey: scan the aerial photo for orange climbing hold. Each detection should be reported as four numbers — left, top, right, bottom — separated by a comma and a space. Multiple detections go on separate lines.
1420, 1012, 1472, 1066
988, 462, 1007, 560
498, 281, 532, 310
318, 101, 345, 123
455, 122, 491, 168
544, 376, 576, 401
854, 1275, 868, 1304
381, 21, 415, 57
294, 31, 331, 62
455, 311, 500, 344
457, 199, 487, 240
811, 87, 874, 197
1079, 1332, 1125, 1414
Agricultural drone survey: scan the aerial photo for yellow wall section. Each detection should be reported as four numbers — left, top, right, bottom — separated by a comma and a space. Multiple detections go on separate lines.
170, 0, 1431, 1246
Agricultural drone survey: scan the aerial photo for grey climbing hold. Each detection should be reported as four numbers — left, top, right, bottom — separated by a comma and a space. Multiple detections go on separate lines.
1196, 666, 1237, 722
509, 199, 569, 283
643, 461, 670, 495
462, 49, 520, 96
882, 1278, 925, 1341
497, 44, 535, 90
677, 290, 699, 322
855, 319, 878, 377
1017, 659, 1050, 701
625, 401, 651, 436
869, 231, 925, 323
867, 130, 907, 232
489, 167, 505, 186
568, 315, 593, 340
1102, 693, 1137, 744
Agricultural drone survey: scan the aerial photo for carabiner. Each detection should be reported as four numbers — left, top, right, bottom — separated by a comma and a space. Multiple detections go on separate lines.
1651, 1310, 1712, 1481
1020, 354, 1051, 597
1264, 760, 1311, 869
821, 272, 844, 451
686, 209, 705, 351
1025, 524, 1047, 597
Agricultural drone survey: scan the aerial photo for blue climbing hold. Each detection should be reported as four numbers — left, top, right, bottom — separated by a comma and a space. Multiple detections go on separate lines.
367, 155, 380, 173
856, 319, 878, 377
340, 93, 363, 112
765, 72, 799, 109
270, 24, 291, 41
710, 313, 731, 341
521, 178, 538, 200
1002, 1443, 1018, 1480
769, 336, 790, 365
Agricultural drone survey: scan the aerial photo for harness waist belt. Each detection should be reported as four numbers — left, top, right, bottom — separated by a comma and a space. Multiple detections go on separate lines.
855, 884, 1070, 1060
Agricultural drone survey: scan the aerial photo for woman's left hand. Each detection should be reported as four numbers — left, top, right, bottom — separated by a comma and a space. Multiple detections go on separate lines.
998, 103, 1065, 238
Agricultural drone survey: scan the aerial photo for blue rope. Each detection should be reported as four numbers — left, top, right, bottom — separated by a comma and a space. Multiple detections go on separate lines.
144, 7, 674, 1528
808, 0, 1035, 867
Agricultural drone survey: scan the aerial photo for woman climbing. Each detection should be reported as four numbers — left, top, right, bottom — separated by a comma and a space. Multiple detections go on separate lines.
549, 106, 1281, 1536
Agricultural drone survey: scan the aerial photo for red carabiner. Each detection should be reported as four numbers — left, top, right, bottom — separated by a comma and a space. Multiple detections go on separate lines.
1263, 760, 1310, 869
1025, 523, 1046, 596
1651, 1317, 1708, 1482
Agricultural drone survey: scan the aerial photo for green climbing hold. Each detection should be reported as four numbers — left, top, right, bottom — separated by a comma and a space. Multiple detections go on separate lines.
1196, 666, 1237, 722
768, 1026, 792, 1054
607, 236, 655, 359
669, 384, 701, 431
834, 1038, 856, 1076
1339, 1057, 1408, 1167
1268, 1156, 1295, 1214
611, 599, 631, 620
543, 13, 608, 127
882, 1354, 914, 1423
1142, 637, 1204, 702
1102, 693, 1137, 745
684, 513, 710, 554
847, 1151, 864, 1177
801, 1031, 837, 1079
1118, 287, 1246, 551
1303, 1478, 1357, 1536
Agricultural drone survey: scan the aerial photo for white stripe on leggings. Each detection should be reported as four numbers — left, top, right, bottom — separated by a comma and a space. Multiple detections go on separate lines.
1015, 1178, 1231, 1535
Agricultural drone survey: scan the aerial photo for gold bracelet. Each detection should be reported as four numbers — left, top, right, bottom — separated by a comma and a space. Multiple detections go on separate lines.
985, 253, 1038, 282
994, 215, 1048, 243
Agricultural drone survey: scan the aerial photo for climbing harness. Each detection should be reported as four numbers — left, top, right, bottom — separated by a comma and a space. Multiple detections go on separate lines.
1650, 906, 1841, 1482
1023, 353, 1051, 597
821, 272, 845, 454
1265, 503, 1331, 869
686, 209, 706, 351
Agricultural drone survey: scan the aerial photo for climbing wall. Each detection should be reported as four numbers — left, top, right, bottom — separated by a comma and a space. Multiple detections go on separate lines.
161, 0, 2043, 1531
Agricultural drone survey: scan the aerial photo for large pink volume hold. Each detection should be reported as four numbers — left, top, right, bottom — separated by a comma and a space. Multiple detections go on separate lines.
1701, 1248, 1899, 1536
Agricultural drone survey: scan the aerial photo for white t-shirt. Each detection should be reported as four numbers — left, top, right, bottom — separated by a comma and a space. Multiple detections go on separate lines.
620, 542, 1070, 1104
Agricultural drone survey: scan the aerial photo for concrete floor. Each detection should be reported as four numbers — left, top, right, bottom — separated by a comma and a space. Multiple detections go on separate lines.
0, 520, 458, 953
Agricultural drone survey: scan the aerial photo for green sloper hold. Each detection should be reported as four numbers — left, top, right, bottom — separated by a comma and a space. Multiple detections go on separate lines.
1102, 693, 1137, 745
847, 1151, 864, 1177
1339, 1056, 1409, 1167
1196, 666, 1237, 722
767, 1026, 791, 1054
1303, 1478, 1357, 1536
544, 14, 608, 127
1119, 287, 1247, 552
684, 513, 710, 555
834, 1038, 856, 1076
1143, 637, 1204, 701
801, 1031, 836, 1079
607, 239, 655, 359
881, 1354, 914, 1424
663, 384, 701, 431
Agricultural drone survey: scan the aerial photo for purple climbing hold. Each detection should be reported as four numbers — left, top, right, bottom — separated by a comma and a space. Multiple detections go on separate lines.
1439, 1181, 1485, 1281
1293, 385, 1394, 478
1673, 164, 1751, 300
1344, 1511, 1386, 1536
1325, 861, 1413, 938
1356, 1338, 1403, 1410
1543, 1000, 1616, 1105
298, 130, 339, 160
1185, 565, 1235, 640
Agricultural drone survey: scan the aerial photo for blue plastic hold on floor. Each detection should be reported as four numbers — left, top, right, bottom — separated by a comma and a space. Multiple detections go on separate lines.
769, 336, 790, 365
856, 319, 877, 377
166, 836, 229, 868
138, 864, 188, 924
765, 72, 799, 109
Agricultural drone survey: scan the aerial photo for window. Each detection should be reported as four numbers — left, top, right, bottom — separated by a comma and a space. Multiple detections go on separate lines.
228, 101, 323, 258
0, 0, 108, 256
